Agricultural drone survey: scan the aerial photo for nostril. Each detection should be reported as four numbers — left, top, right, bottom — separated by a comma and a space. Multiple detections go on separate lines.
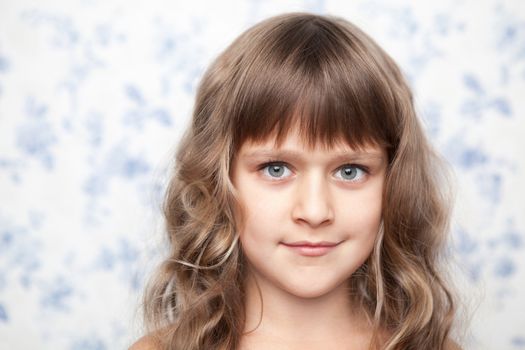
292, 207, 334, 227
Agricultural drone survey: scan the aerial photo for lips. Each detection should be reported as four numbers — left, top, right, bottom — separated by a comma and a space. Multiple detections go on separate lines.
281, 241, 341, 257
283, 241, 339, 247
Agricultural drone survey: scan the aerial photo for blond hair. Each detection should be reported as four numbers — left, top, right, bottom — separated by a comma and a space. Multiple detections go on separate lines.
143, 12, 458, 349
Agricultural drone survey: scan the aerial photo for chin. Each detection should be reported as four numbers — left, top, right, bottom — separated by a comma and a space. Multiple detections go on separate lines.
283, 282, 341, 300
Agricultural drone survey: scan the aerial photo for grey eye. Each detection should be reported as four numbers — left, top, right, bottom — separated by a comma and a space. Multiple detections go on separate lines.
262, 163, 292, 179
268, 165, 285, 177
336, 165, 365, 181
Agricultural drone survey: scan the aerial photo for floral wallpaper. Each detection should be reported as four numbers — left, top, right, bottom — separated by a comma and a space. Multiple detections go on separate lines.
0, 0, 524, 349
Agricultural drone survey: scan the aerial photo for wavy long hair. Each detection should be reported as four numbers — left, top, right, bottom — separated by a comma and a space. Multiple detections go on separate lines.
143, 12, 458, 349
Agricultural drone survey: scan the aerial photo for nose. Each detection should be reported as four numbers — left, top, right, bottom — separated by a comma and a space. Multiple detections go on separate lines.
291, 173, 334, 227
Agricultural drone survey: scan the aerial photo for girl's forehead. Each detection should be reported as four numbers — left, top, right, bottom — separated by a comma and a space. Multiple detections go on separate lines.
238, 129, 382, 154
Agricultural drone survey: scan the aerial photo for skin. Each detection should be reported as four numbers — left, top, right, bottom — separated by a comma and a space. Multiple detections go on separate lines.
231, 130, 387, 349
128, 129, 463, 349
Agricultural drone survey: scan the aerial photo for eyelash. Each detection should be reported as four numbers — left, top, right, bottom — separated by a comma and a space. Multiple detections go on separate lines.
257, 160, 370, 183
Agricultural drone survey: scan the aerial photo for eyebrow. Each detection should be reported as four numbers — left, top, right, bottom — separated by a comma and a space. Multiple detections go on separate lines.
241, 149, 386, 163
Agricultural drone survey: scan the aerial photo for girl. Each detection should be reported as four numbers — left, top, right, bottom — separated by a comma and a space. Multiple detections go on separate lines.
132, 12, 462, 350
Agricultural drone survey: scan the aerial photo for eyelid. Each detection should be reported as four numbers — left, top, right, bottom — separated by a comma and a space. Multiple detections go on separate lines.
257, 160, 291, 168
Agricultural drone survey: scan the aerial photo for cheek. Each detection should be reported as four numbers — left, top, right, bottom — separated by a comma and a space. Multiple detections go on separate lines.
237, 204, 280, 263
236, 177, 289, 221
337, 190, 383, 234
235, 185, 286, 244
239, 193, 279, 226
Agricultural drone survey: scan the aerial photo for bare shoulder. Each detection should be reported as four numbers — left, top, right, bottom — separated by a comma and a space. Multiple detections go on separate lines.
444, 338, 462, 350
129, 335, 160, 350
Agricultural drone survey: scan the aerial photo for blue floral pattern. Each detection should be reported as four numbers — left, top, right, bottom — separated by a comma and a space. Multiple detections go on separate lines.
1, 1, 523, 349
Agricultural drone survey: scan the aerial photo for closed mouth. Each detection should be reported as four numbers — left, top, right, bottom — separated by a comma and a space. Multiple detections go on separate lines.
280, 240, 342, 257
281, 241, 341, 248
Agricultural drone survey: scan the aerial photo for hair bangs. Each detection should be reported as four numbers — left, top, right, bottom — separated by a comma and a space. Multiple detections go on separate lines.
230, 15, 398, 154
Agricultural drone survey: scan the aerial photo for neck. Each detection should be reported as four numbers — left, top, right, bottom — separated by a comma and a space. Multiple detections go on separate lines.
241, 271, 371, 346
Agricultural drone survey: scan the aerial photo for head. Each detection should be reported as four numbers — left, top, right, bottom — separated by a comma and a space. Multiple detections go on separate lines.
148, 12, 455, 349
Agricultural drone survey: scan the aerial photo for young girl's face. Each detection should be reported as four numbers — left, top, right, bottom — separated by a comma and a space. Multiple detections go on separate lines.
231, 129, 387, 299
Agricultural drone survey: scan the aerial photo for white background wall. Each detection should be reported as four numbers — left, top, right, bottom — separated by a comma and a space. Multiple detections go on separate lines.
0, 0, 524, 349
